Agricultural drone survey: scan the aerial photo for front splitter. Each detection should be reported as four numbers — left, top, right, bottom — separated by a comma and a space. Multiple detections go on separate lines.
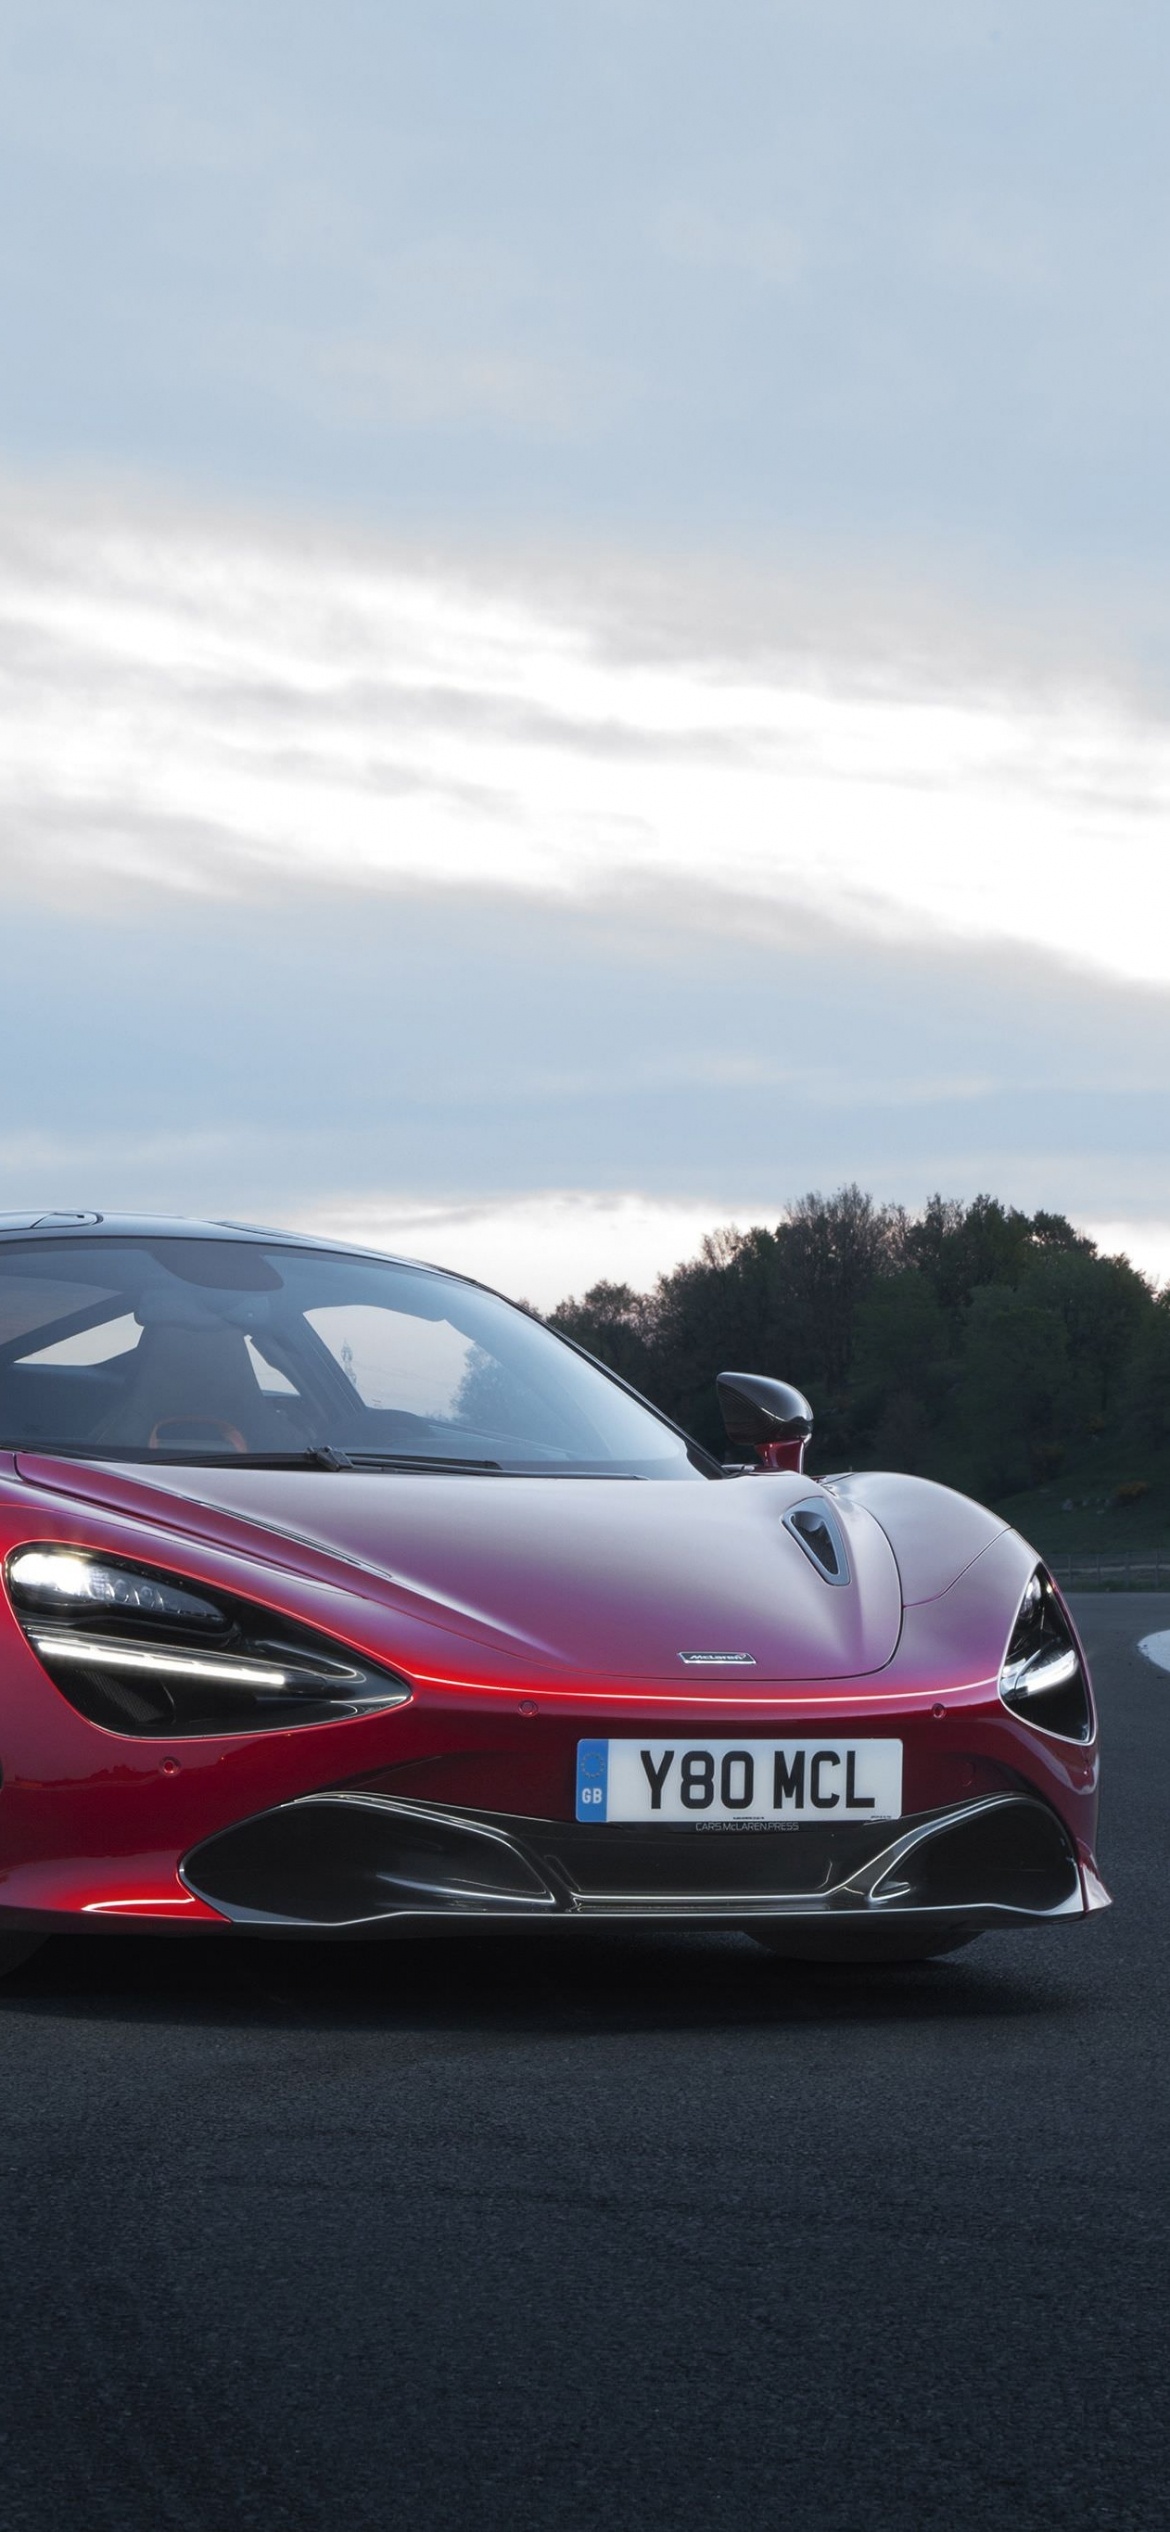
180, 1788, 1090, 1935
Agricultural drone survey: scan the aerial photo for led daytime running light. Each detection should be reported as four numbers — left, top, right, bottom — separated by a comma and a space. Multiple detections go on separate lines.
1002, 1645, 1079, 1701
28, 1633, 292, 1690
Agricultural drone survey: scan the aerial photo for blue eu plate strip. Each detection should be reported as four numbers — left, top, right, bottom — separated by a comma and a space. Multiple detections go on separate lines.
576, 1739, 609, 1821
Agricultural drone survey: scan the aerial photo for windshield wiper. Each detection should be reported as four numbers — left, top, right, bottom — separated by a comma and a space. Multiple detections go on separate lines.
338, 1450, 505, 1473
8, 1443, 555, 1476
338, 1453, 647, 1477
36, 1444, 505, 1474
6, 1443, 352, 1470
130, 1446, 509, 1473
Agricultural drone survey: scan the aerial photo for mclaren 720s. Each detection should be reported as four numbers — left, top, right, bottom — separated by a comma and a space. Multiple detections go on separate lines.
0, 1212, 1105, 1972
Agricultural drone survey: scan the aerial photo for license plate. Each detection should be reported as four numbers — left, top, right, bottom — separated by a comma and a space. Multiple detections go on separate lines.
576, 1738, 902, 1823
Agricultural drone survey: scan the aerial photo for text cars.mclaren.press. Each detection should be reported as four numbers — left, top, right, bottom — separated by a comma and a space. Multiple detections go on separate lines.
0, 1212, 1106, 1972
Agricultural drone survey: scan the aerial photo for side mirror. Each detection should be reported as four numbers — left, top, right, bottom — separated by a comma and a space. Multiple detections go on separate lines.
717, 1372, 813, 1473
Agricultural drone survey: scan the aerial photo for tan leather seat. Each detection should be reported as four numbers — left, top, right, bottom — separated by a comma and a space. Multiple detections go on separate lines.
91, 1318, 305, 1452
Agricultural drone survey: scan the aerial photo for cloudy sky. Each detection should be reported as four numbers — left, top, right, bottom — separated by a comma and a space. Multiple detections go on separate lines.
2, 1, 1170, 1301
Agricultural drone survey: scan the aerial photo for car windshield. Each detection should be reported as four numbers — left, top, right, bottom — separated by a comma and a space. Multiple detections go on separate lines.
0, 1236, 706, 1478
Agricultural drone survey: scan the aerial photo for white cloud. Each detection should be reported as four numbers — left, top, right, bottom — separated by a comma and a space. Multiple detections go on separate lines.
292, 1191, 1170, 1310
1081, 1222, 1170, 1289
2, 476, 1170, 989
290, 1190, 759, 1310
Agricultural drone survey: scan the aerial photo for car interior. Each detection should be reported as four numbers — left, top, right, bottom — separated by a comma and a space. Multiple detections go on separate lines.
0, 1235, 693, 1471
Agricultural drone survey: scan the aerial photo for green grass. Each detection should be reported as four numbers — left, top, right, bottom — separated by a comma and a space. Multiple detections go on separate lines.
993, 1444, 1170, 1558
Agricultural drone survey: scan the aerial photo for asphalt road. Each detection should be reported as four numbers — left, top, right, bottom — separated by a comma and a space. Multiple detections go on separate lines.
0, 1594, 1166, 2532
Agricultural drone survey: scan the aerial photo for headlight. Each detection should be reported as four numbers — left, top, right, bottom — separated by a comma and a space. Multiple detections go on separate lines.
9, 1550, 224, 1631
998, 1568, 1093, 1743
5, 1545, 411, 1738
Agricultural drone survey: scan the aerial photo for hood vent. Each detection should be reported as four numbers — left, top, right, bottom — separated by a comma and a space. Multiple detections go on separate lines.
783, 1501, 850, 1587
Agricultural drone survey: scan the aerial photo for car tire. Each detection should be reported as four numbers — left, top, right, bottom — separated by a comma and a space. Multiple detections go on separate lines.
0, 1934, 46, 1980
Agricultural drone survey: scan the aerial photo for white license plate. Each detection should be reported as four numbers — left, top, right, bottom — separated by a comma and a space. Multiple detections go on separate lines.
576, 1738, 902, 1823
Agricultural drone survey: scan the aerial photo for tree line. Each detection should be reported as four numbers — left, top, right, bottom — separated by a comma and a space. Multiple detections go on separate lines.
546, 1189, 1170, 1502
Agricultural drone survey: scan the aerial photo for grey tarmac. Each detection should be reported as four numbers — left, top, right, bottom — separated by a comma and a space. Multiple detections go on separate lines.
0, 1593, 1164, 2532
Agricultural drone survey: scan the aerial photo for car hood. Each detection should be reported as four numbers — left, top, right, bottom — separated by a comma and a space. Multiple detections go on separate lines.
14, 1459, 904, 1684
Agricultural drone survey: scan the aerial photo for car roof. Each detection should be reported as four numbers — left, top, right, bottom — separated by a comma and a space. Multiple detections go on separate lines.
0, 1211, 470, 1285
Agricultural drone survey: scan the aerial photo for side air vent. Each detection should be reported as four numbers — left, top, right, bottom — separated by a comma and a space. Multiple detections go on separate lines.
783, 1501, 850, 1587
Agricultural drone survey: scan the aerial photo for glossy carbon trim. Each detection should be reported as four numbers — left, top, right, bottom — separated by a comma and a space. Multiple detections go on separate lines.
181, 1790, 1086, 1932
782, 1500, 851, 1587
183, 1795, 559, 1926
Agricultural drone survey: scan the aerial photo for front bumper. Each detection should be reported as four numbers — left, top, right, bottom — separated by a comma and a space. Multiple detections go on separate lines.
181, 1788, 1090, 1938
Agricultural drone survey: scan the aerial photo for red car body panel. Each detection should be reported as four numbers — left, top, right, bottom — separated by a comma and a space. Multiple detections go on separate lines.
0, 1441, 1103, 1936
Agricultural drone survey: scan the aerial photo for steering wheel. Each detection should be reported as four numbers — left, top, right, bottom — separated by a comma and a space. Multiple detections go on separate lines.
148, 1417, 249, 1454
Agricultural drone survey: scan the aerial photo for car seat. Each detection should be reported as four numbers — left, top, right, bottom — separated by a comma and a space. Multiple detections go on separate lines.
87, 1290, 308, 1452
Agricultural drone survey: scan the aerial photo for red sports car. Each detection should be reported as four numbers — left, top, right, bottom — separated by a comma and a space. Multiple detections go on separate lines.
0, 1213, 1106, 1972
